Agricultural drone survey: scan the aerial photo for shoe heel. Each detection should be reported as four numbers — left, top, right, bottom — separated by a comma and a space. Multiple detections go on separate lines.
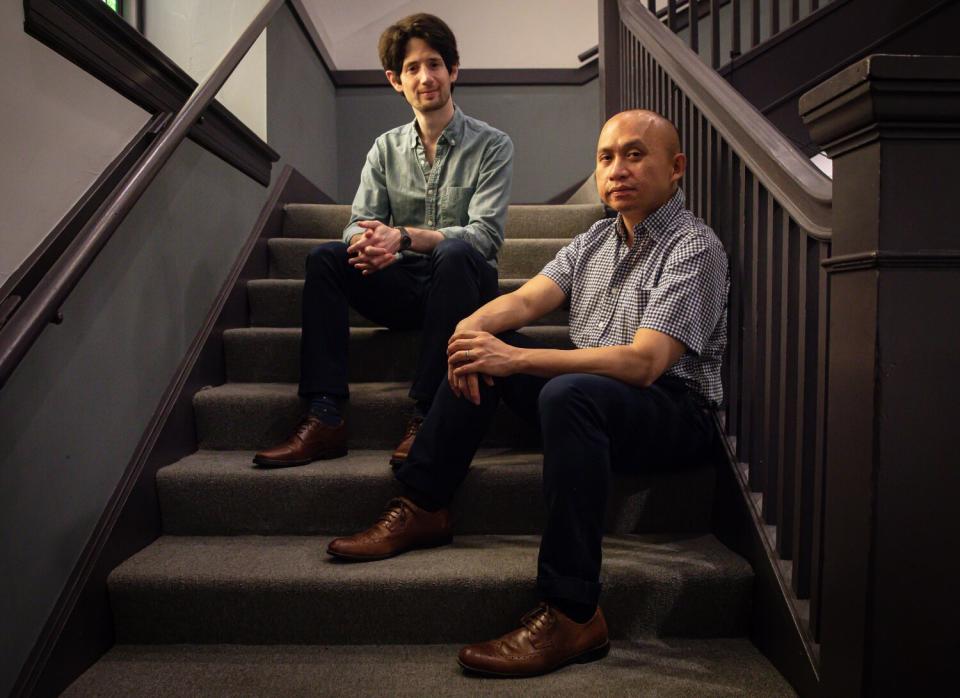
575, 641, 610, 665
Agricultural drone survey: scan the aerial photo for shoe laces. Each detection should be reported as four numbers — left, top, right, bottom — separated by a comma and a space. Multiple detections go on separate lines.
402, 416, 423, 439
295, 416, 321, 439
520, 603, 555, 638
376, 498, 408, 530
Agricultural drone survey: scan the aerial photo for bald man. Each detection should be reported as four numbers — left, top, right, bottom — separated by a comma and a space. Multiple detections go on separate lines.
328, 110, 730, 677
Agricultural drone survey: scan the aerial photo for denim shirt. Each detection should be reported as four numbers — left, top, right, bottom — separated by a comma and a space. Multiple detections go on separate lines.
342, 107, 514, 267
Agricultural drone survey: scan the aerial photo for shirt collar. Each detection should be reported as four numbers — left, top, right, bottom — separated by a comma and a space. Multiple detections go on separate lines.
614, 187, 686, 243
406, 105, 464, 149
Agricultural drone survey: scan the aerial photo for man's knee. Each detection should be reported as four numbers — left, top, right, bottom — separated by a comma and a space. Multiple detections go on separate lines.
430, 237, 479, 272
305, 241, 349, 278
538, 374, 608, 420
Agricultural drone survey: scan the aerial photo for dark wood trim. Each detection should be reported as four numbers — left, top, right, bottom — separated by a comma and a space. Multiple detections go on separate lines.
711, 415, 820, 696
0, 113, 168, 325
332, 62, 599, 87
23, 0, 279, 185
14, 166, 330, 698
822, 249, 960, 272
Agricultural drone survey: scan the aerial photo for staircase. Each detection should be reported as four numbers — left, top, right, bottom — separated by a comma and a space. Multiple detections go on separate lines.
63, 203, 794, 695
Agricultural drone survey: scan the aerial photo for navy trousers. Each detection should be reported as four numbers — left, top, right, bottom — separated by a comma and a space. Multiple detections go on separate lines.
395, 331, 715, 607
298, 238, 498, 405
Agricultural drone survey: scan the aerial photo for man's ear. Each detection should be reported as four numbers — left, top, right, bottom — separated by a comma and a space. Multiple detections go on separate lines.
671, 152, 687, 185
385, 70, 404, 94
449, 63, 460, 84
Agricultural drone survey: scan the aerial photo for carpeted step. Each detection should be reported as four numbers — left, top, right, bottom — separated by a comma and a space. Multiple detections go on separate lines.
281, 203, 606, 240
63, 639, 795, 697
223, 326, 573, 383
268, 238, 568, 280
193, 382, 538, 450
158, 450, 716, 536
247, 278, 570, 328
108, 534, 752, 644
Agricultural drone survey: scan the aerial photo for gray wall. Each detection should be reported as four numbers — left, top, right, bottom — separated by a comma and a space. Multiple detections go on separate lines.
0, 139, 266, 697
0, 1, 148, 290
335, 79, 600, 204
267, 3, 339, 199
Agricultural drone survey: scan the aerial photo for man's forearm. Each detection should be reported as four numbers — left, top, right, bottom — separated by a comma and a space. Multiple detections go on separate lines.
458, 293, 533, 336
517, 345, 660, 388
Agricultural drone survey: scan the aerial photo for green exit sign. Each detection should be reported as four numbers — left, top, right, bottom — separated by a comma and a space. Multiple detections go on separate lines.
102, 0, 120, 12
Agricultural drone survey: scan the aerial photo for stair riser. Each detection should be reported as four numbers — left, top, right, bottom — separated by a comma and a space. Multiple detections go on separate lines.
281, 203, 606, 241
268, 238, 567, 280
224, 327, 572, 383
193, 386, 539, 450
247, 280, 570, 328
110, 565, 749, 645
158, 459, 715, 536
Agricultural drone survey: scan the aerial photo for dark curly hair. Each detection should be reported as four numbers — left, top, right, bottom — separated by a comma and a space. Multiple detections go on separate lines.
378, 13, 459, 76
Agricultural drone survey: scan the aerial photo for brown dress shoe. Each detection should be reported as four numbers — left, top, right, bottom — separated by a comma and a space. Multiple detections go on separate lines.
326, 496, 451, 561
389, 416, 424, 468
457, 603, 609, 677
252, 414, 346, 467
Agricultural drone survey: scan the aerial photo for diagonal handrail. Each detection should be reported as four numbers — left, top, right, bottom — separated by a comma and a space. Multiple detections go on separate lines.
0, 0, 286, 390
618, 0, 833, 238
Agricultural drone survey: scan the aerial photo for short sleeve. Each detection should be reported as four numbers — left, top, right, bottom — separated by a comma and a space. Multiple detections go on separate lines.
638, 233, 729, 354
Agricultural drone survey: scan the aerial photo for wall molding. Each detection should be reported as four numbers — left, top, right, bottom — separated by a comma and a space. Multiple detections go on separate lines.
23, 0, 279, 185
14, 166, 330, 698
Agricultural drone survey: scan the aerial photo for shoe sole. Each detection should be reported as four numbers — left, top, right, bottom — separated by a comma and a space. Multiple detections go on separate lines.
326, 536, 453, 562
252, 448, 348, 468
457, 641, 610, 678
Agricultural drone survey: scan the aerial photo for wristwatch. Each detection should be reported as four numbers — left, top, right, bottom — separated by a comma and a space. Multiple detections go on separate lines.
396, 226, 412, 251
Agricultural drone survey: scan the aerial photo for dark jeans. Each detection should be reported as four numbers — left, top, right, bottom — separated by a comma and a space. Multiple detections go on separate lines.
298, 238, 498, 405
395, 331, 715, 608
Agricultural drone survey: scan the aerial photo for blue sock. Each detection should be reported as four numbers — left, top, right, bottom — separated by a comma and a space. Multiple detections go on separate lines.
309, 394, 342, 426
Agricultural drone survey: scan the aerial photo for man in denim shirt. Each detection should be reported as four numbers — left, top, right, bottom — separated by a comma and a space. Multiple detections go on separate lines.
254, 13, 513, 468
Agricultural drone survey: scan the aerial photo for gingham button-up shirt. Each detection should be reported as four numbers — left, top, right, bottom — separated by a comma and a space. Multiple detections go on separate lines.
539, 189, 729, 406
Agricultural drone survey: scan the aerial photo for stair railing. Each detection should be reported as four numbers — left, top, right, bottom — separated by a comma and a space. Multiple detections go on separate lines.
601, 0, 834, 667
0, 0, 286, 391
649, 0, 841, 68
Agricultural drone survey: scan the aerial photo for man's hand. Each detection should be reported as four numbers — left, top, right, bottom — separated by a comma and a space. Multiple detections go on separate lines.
347, 220, 402, 275
447, 330, 521, 405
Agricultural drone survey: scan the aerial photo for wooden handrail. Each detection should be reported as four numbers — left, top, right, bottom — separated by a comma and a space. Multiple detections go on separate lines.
618, 0, 833, 238
0, 0, 285, 390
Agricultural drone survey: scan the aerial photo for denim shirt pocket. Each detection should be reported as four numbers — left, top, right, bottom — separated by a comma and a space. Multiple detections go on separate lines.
439, 186, 475, 227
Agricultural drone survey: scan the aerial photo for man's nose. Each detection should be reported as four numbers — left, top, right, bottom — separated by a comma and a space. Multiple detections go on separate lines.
608, 157, 629, 179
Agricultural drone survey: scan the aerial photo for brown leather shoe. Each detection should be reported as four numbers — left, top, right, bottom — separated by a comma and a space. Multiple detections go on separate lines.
326, 496, 452, 561
252, 414, 346, 467
389, 416, 423, 468
458, 603, 609, 677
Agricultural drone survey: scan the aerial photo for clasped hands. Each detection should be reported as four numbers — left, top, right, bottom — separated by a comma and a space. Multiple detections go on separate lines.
347, 220, 402, 274
447, 328, 522, 405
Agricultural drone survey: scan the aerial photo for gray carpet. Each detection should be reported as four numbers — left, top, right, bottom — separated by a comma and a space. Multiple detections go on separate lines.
108, 534, 752, 644
63, 640, 795, 697
158, 450, 716, 536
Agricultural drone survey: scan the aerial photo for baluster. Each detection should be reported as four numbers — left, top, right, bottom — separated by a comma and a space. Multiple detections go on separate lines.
626, 31, 634, 110
689, 0, 699, 55
648, 0, 657, 12
791, 0, 800, 24
748, 182, 768, 493
699, 115, 709, 219
620, 25, 628, 111
761, 198, 781, 525
771, 0, 781, 36
790, 234, 817, 599
731, 0, 741, 59
711, 0, 721, 67
726, 149, 743, 445
749, 185, 769, 494
750, 0, 760, 48
777, 213, 801, 559
668, 0, 678, 31
811, 0, 820, 10
736, 165, 753, 463
809, 239, 830, 642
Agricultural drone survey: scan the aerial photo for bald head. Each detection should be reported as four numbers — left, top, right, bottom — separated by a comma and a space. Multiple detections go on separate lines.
601, 110, 682, 157
595, 109, 686, 230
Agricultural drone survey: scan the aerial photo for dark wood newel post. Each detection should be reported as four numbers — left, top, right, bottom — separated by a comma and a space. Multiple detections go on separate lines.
800, 55, 960, 695
599, 0, 621, 120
